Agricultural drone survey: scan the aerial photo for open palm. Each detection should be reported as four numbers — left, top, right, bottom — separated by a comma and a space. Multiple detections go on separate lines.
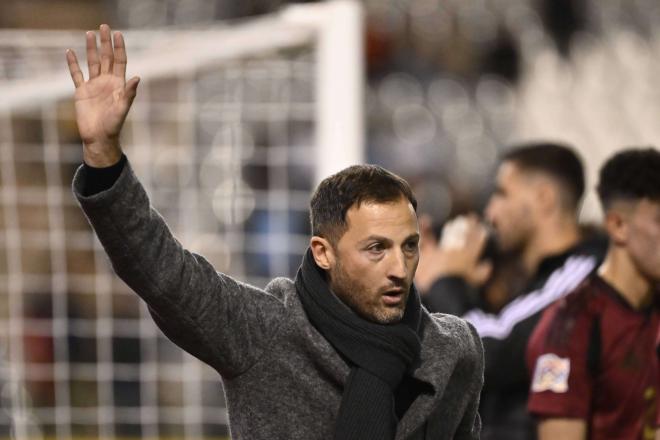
66, 24, 139, 166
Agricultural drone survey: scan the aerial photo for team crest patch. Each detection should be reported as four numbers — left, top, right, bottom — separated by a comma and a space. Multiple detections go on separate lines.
531, 353, 570, 393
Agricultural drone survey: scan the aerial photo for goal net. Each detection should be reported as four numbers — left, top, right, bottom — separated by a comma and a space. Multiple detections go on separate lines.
0, 1, 363, 438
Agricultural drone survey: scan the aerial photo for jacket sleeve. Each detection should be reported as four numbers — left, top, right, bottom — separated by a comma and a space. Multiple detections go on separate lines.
454, 321, 484, 439
72, 159, 285, 379
422, 276, 480, 316
527, 302, 594, 419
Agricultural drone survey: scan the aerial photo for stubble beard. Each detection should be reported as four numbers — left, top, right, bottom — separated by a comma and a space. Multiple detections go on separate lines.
496, 222, 531, 257
329, 259, 406, 325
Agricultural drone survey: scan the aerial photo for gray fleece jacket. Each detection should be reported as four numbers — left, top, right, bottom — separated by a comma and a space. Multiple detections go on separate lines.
73, 160, 484, 440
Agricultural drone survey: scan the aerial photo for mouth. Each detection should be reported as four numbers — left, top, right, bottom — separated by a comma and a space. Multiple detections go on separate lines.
381, 289, 405, 306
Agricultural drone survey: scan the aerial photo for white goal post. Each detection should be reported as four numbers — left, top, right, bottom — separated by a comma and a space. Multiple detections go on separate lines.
0, 0, 364, 181
0, 1, 364, 439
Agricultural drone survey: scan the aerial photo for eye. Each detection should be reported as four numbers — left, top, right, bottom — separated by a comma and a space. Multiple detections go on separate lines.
403, 240, 419, 253
368, 243, 384, 253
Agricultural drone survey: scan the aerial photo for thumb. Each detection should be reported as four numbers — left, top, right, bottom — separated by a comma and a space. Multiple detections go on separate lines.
115, 76, 140, 115
124, 76, 140, 103
471, 260, 493, 286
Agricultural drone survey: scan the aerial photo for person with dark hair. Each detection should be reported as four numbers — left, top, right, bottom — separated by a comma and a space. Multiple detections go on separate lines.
415, 142, 607, 439
65, 25, 483, 439
527, 147, 660, 439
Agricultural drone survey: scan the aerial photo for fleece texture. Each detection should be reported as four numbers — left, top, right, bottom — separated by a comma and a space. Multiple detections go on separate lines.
73, 160, 484, 440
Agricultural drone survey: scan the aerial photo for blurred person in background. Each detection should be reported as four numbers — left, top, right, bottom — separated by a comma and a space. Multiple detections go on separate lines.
415, 142, 608, 439
65, 25, 484, 439
527, 147, 660, 440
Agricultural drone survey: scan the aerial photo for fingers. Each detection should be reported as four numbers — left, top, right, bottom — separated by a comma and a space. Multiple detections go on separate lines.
66, 49, 84, 88
87, 26, 127, 79
99, 24, 113, 75
113, 31, 127, 78
473, 261, 493, 285
86, 31, 100, 79
467, 218, 488, 246
440, 216, 469, 249
440, 214, 488, 256
456, 214, 486, 244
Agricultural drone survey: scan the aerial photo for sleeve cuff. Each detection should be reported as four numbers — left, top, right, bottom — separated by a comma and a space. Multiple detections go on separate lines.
81, 154, 127, 196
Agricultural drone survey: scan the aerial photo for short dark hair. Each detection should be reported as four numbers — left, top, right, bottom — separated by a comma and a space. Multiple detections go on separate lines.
310, 165, 417, 243
503, 142, 585, 212
597, 147, 660, 209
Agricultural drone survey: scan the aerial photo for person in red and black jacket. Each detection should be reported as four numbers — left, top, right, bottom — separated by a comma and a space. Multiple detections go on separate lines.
527, 147, 660, 440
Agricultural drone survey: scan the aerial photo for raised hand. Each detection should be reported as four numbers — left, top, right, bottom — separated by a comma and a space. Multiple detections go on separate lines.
415, 214, 492, 292
66, 24, 140, 167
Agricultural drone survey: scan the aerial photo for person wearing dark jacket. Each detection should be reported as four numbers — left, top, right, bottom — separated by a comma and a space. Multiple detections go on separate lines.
66, 24, 484, 439
415, 143, 607, 439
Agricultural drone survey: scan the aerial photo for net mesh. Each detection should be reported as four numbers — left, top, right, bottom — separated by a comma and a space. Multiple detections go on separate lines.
0, 5, 360, 438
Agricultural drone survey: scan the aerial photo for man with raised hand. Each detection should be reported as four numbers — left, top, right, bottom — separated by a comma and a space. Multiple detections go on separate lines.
66, 25, 484, 440
527, 148, 660, 440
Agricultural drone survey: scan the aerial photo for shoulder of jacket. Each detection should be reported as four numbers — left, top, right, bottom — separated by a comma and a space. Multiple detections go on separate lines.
428, 313, 483, 358
429, 311, 470, 331
264, 276, 295, 294
264, 277, 299, 304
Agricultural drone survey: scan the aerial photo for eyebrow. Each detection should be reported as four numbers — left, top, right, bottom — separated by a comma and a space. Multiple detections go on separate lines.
359, 235, 391, 246
359, 233, 420, 245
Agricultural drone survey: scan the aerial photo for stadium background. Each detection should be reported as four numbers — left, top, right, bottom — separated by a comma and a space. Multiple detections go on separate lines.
1, 0, 659, 438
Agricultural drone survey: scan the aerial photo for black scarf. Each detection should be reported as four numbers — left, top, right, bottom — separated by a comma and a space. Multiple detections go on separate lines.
295, 249, 422, 440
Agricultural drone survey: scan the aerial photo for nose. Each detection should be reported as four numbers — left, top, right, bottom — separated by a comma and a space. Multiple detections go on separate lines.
388, 248, 408, 281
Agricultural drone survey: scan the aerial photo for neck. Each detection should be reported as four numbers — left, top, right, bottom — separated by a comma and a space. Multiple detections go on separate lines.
598, 246, 653, 310
521, 215, 581, 274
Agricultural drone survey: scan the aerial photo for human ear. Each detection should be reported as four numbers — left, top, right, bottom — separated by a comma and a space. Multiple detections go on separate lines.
310, 236, 335, 270
604, 209, 628, 246
536, 181, 558, 215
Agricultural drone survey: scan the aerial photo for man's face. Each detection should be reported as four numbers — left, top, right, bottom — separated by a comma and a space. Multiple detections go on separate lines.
622, 199, 660, 283
328, 197, 420, 324
485, 161, 537, 253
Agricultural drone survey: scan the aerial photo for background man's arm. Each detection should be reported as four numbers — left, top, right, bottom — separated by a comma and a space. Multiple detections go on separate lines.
538, 418, 587, 440
527, 301, 594, 440
415, 215, 491, 315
